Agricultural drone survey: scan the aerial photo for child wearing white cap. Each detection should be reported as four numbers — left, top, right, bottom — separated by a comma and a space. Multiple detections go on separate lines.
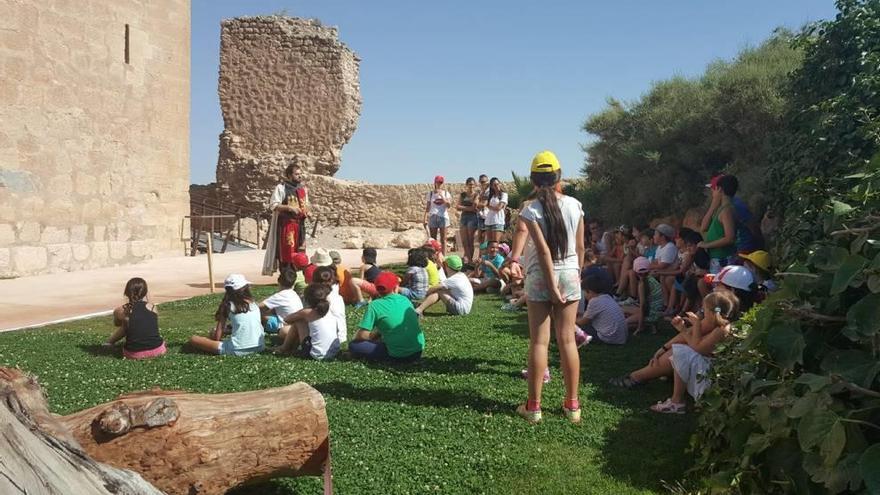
188, 273, 265, 356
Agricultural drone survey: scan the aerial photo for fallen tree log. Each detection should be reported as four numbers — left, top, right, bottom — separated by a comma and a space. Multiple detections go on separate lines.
0, 367, 331, 495
0, 368, 164, 494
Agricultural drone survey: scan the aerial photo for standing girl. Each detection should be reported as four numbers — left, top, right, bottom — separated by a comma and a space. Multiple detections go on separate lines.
484, 177, 509, 243
188, 274, 265, 356
423, 175, 452, 254
105, 277, 166, 359
507, 151, 585, 423
457, 177, 479, 263
263, 162, 309, 275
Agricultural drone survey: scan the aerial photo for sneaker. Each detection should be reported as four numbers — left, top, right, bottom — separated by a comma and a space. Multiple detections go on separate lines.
574, 327, 592, 348
619, 297, 637, 306
501, 302, 520, 312
563, 406, 582, 424
516, 404, 542, 423
521, 367, 551, 383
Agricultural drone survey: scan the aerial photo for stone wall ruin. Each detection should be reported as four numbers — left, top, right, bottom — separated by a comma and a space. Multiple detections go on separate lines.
0, 0, 190, 278
216, 16, 361, 212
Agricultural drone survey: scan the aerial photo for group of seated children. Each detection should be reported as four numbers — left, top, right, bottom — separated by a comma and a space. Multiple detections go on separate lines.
104, 246, 435, 363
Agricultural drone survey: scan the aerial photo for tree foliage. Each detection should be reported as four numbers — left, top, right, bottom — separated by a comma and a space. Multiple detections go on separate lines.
577, 32, 802, 224
689, 1, 880, 492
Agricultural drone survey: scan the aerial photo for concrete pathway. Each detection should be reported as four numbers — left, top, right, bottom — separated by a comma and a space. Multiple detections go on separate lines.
0, 248, 408, 332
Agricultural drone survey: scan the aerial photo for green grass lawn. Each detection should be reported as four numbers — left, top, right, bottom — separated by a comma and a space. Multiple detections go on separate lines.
0, 286, 695, 494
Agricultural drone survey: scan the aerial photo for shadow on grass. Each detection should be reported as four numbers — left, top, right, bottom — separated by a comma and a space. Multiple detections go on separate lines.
77, 343, 120, 358
355, 354, 517, 378
315, 380, 511, 414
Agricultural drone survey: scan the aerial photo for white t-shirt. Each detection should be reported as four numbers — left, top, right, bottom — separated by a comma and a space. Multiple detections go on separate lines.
521, 195, 584, 274
484, 192, 508, 226
655, 241, 679, 266
440, 272, 474, 313
426, 190, 452, 218
307, 313, 341, 360
329, 285, 348, 343
262, 289, 303, 320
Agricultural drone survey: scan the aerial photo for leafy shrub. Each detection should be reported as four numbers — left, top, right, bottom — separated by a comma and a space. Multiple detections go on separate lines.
690, 1, 880, 492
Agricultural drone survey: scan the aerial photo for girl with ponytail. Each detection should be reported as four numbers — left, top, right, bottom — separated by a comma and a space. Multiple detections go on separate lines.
649, 290, 739, 414
506, 151, 585, 423
275, 283, 341, 360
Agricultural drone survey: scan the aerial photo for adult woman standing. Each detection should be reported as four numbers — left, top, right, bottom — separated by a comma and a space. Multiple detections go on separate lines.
262, 163, 309, 276
507, 151, 585, 423
456, 177, 479, 263
423, 175, 452, 255
484, 177, 508, 243
698, 175, 736, 274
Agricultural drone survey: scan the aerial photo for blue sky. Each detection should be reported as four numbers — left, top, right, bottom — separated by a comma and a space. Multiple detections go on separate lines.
191, 0, 838, 185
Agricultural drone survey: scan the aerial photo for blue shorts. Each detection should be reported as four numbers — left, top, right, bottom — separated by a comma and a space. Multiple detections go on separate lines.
218, 339, 264, 356
486, 224, 505, 232
460, 213, 479, 230
264, 314, 283, 334
428, 215, 449, 229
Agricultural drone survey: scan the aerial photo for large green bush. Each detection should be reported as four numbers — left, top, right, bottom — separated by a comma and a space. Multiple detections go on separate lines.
577, 32, 802, 225
690, 1, 880, 492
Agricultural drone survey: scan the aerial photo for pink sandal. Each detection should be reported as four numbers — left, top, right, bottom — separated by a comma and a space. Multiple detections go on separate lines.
650, 398, 686, 414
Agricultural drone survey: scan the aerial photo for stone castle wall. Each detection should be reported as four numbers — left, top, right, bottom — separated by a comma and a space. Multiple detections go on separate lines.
216, 16, 361, 211
0, 0, 190, 277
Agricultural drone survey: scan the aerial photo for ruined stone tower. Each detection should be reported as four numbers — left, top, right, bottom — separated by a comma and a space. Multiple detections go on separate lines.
216, 16, 361, 211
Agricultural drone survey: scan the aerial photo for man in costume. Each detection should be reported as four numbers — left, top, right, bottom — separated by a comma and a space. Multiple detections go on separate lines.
262, 162, 309, 275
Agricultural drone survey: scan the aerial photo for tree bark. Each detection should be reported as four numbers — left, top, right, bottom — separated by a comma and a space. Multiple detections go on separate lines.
0, 367, 331, 495
0, 368, 164, 495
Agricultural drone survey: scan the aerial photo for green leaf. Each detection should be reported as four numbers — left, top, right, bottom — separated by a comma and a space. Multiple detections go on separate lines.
860, 444, 880, 494
795, 374, 832, 392
822, 420, 847, 467
868, 274, 880, 293
799, 409, 839, 450
821, 349, 878, 385
788, 393, 819, 419
831, 253, 868, 294
852, 234, 869, 254
846, 294, 880, 336
830, 199, 854, 216
767, 321, 805, 370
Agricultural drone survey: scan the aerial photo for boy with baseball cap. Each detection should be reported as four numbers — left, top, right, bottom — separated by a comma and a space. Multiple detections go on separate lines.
349, 271, 425, 362
415, 254, 474, 317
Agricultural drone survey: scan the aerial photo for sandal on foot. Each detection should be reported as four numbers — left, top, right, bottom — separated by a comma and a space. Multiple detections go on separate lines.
609, 375, 641, 389
649, 398, 686, 414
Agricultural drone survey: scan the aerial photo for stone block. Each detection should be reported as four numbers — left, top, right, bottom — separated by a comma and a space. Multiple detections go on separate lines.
41, 226, 69, 244
93, 225, 106, 241
109, 241, 128, 260
70, 225, 88, 243
47, 244, 72, 270
90, 242, 109, 264
130, 240, 149, 257
72, 243, 90, 261
391, 229, 428, 249
16, 221, 40, 243
12, 246, 47, 273
0, 224, 14, 246
0, 248, 10, 272
362, 236, 388, 249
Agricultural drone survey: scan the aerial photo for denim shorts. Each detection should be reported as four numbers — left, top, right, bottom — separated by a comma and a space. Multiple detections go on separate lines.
428, 214, 449, 229
525, 268, 582, 303
460, 213, 479, 230
485, 223, 505, 232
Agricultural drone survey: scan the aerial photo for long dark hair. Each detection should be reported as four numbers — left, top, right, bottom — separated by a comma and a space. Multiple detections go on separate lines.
304, 284, 331, 318
122, 277, 148, 318
530, 170, 567, 261
312, 266, 337, 286
488, 177, 504, 200
215, 285, 253, 321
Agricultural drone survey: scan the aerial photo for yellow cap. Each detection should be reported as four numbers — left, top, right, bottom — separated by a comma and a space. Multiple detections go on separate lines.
531, 150, 561, 173
741, 250, 771, 272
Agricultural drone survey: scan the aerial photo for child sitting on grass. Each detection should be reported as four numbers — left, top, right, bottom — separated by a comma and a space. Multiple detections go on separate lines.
415, 254, 474, 317
105, 277, 166, 359
650, 290, 739, 414
422, 241, 447, 287
576, 267, 627, 345
610, 290, 740, 391
347, 248, 381, 306
618, 229, 655, 303
189, 274, 265, 356
470, 240, 506, 293
290, 252, 310, 294
350, 271, 425, 362
258, 266, 303, 335
653, 228, 699, 317
399, 248, 429, 301
622, 257, 664, 335
274, 283, 340, 360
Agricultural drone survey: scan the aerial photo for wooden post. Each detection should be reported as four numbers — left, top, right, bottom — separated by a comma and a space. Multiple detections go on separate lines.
206, 219, 215, 294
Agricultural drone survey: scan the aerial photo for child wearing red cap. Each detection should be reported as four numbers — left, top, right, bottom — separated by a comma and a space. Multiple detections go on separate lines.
424, 175, 451, 255
349, 271, 425, 362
